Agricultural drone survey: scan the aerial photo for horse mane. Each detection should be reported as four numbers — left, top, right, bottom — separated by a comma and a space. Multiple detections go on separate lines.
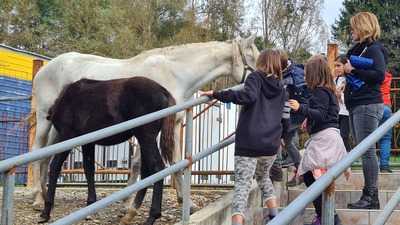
134, 41, 230, 59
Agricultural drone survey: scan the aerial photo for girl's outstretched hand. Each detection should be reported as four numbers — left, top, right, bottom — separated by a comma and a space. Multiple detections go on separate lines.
288, 99, 300, 111
199, 90, 214, 97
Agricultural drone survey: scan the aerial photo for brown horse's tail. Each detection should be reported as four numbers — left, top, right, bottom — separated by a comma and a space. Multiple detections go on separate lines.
160, 94, 176, 164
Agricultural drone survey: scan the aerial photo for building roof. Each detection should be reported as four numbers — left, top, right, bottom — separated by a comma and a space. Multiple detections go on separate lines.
0, 44, 52, 61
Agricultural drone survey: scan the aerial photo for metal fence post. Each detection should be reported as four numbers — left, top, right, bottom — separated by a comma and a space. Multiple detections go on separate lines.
321, 182, 335, 225
1, 168, 16, 225
182, 107, 193, 224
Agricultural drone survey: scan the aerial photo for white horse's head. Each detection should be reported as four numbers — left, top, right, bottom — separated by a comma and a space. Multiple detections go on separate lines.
231, 35, 260, 83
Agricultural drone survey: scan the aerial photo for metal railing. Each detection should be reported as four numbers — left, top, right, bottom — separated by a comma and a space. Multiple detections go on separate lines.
268, 109, 400, 225
0, 85, 242, 225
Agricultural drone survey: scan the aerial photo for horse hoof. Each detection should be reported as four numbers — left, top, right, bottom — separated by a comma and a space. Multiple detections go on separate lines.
85, 215, 93, 220
38, 215, 50, 223
32, 202, 44, 212
177, 197, 183, 204
120, 208, 138, 225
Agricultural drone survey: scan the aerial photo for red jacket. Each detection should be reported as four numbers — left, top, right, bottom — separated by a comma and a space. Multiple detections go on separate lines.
380, 71, 392, 106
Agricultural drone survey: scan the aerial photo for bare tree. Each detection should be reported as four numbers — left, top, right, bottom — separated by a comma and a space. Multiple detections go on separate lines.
257, 0, 325, 59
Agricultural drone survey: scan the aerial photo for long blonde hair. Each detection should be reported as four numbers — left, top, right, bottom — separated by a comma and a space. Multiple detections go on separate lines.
256, 49, 282, 79
350, 12, 381, 42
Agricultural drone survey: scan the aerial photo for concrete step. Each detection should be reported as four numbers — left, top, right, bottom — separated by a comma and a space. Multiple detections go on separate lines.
286, 172, 400, 190
286, 189, 399, 210
294, 208, 400, 225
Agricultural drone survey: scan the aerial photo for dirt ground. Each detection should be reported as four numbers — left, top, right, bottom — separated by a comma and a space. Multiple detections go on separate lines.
0, 187, 228, 225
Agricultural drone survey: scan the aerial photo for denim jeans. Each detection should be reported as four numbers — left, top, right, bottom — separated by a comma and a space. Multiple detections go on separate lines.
284, 123, 301, 168
349, 103, 383, 189
339, 115, 351, 151
378, 105, 392, 169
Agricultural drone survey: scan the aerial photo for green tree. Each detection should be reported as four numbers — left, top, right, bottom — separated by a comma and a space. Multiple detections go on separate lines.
332, 0, 400, 75
201, 0, 245, 40
0, 0, 245, 58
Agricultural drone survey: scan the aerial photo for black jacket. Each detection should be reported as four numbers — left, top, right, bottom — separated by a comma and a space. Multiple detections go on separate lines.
282, 64, 308, 124
344, 41, 387, 110
213, 71, 285, 157
298, 87, 339, 134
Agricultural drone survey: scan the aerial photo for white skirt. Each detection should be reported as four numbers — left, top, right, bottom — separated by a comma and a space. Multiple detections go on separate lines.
297, 127, 348, 176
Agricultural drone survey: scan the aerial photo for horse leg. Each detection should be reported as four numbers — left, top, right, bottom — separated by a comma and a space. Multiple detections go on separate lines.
82, 144, 96, 205
36, 127, 58, 211
142, 138, 165, 225
39, 150, 70, 223
171, 122, 184, 203
171, 121, 194, 212
31, 116, 52, 209
121, 150, 148, 225
123, 143, 141, 210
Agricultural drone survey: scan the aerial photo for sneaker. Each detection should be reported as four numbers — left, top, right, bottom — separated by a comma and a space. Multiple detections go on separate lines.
282, 158, 294, 168
287, 176, 304, 187
380, 167, 393, 173
310, 215, 321, 225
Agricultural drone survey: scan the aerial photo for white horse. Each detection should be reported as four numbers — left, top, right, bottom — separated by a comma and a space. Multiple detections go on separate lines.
31, 36, 259, 223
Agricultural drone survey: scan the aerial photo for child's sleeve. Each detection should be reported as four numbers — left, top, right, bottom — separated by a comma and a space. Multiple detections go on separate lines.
281, 92, 291, 139
298, 89, 330, 122
212, 73, 261, 105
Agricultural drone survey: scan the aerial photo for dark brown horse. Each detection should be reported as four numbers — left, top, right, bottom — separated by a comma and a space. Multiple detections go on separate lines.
40, 77, 175, 225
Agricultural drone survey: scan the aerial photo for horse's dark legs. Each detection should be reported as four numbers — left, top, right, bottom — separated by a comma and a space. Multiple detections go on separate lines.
39, 150, 70, 223
139, 136, 165, 225
133, 163, 149, 209
82, 144, 96, 205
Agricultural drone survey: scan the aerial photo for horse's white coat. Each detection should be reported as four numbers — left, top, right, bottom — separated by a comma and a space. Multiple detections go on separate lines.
30, 36, 259, 221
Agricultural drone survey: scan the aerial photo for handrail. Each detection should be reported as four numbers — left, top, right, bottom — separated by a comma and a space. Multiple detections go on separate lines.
0, 84, 242, 225
373, 186, 400, 225
51, 136, 235, 225
268, 109, 400, 225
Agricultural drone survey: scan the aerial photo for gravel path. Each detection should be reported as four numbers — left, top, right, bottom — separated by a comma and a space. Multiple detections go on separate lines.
0, 187, 228, 225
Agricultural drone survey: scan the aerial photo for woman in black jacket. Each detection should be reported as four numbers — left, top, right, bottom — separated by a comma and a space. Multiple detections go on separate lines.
344, 12, 388, 210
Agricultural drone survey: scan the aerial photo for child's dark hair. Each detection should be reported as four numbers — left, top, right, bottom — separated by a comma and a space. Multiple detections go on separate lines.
335, 54, 348, 64
305, 55, 336, 93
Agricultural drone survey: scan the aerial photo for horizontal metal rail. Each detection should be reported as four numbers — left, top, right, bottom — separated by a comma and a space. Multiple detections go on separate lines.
268, 109, 400, 225
51, 136, 235, 225
60, 168, 234, 175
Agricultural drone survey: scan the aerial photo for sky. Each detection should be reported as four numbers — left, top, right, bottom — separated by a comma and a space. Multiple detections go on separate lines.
322, 0, 345, 32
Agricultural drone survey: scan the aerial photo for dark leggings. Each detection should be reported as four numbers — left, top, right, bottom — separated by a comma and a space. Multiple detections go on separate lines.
339, 115, 351, 151
303, 171, 322, 217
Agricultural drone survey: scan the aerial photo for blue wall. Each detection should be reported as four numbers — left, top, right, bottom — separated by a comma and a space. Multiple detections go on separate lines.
0, 75, 32, 184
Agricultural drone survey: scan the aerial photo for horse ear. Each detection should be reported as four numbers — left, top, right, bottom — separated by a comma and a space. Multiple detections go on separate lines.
240, 34, 256, 48
245, 34, 256, 46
